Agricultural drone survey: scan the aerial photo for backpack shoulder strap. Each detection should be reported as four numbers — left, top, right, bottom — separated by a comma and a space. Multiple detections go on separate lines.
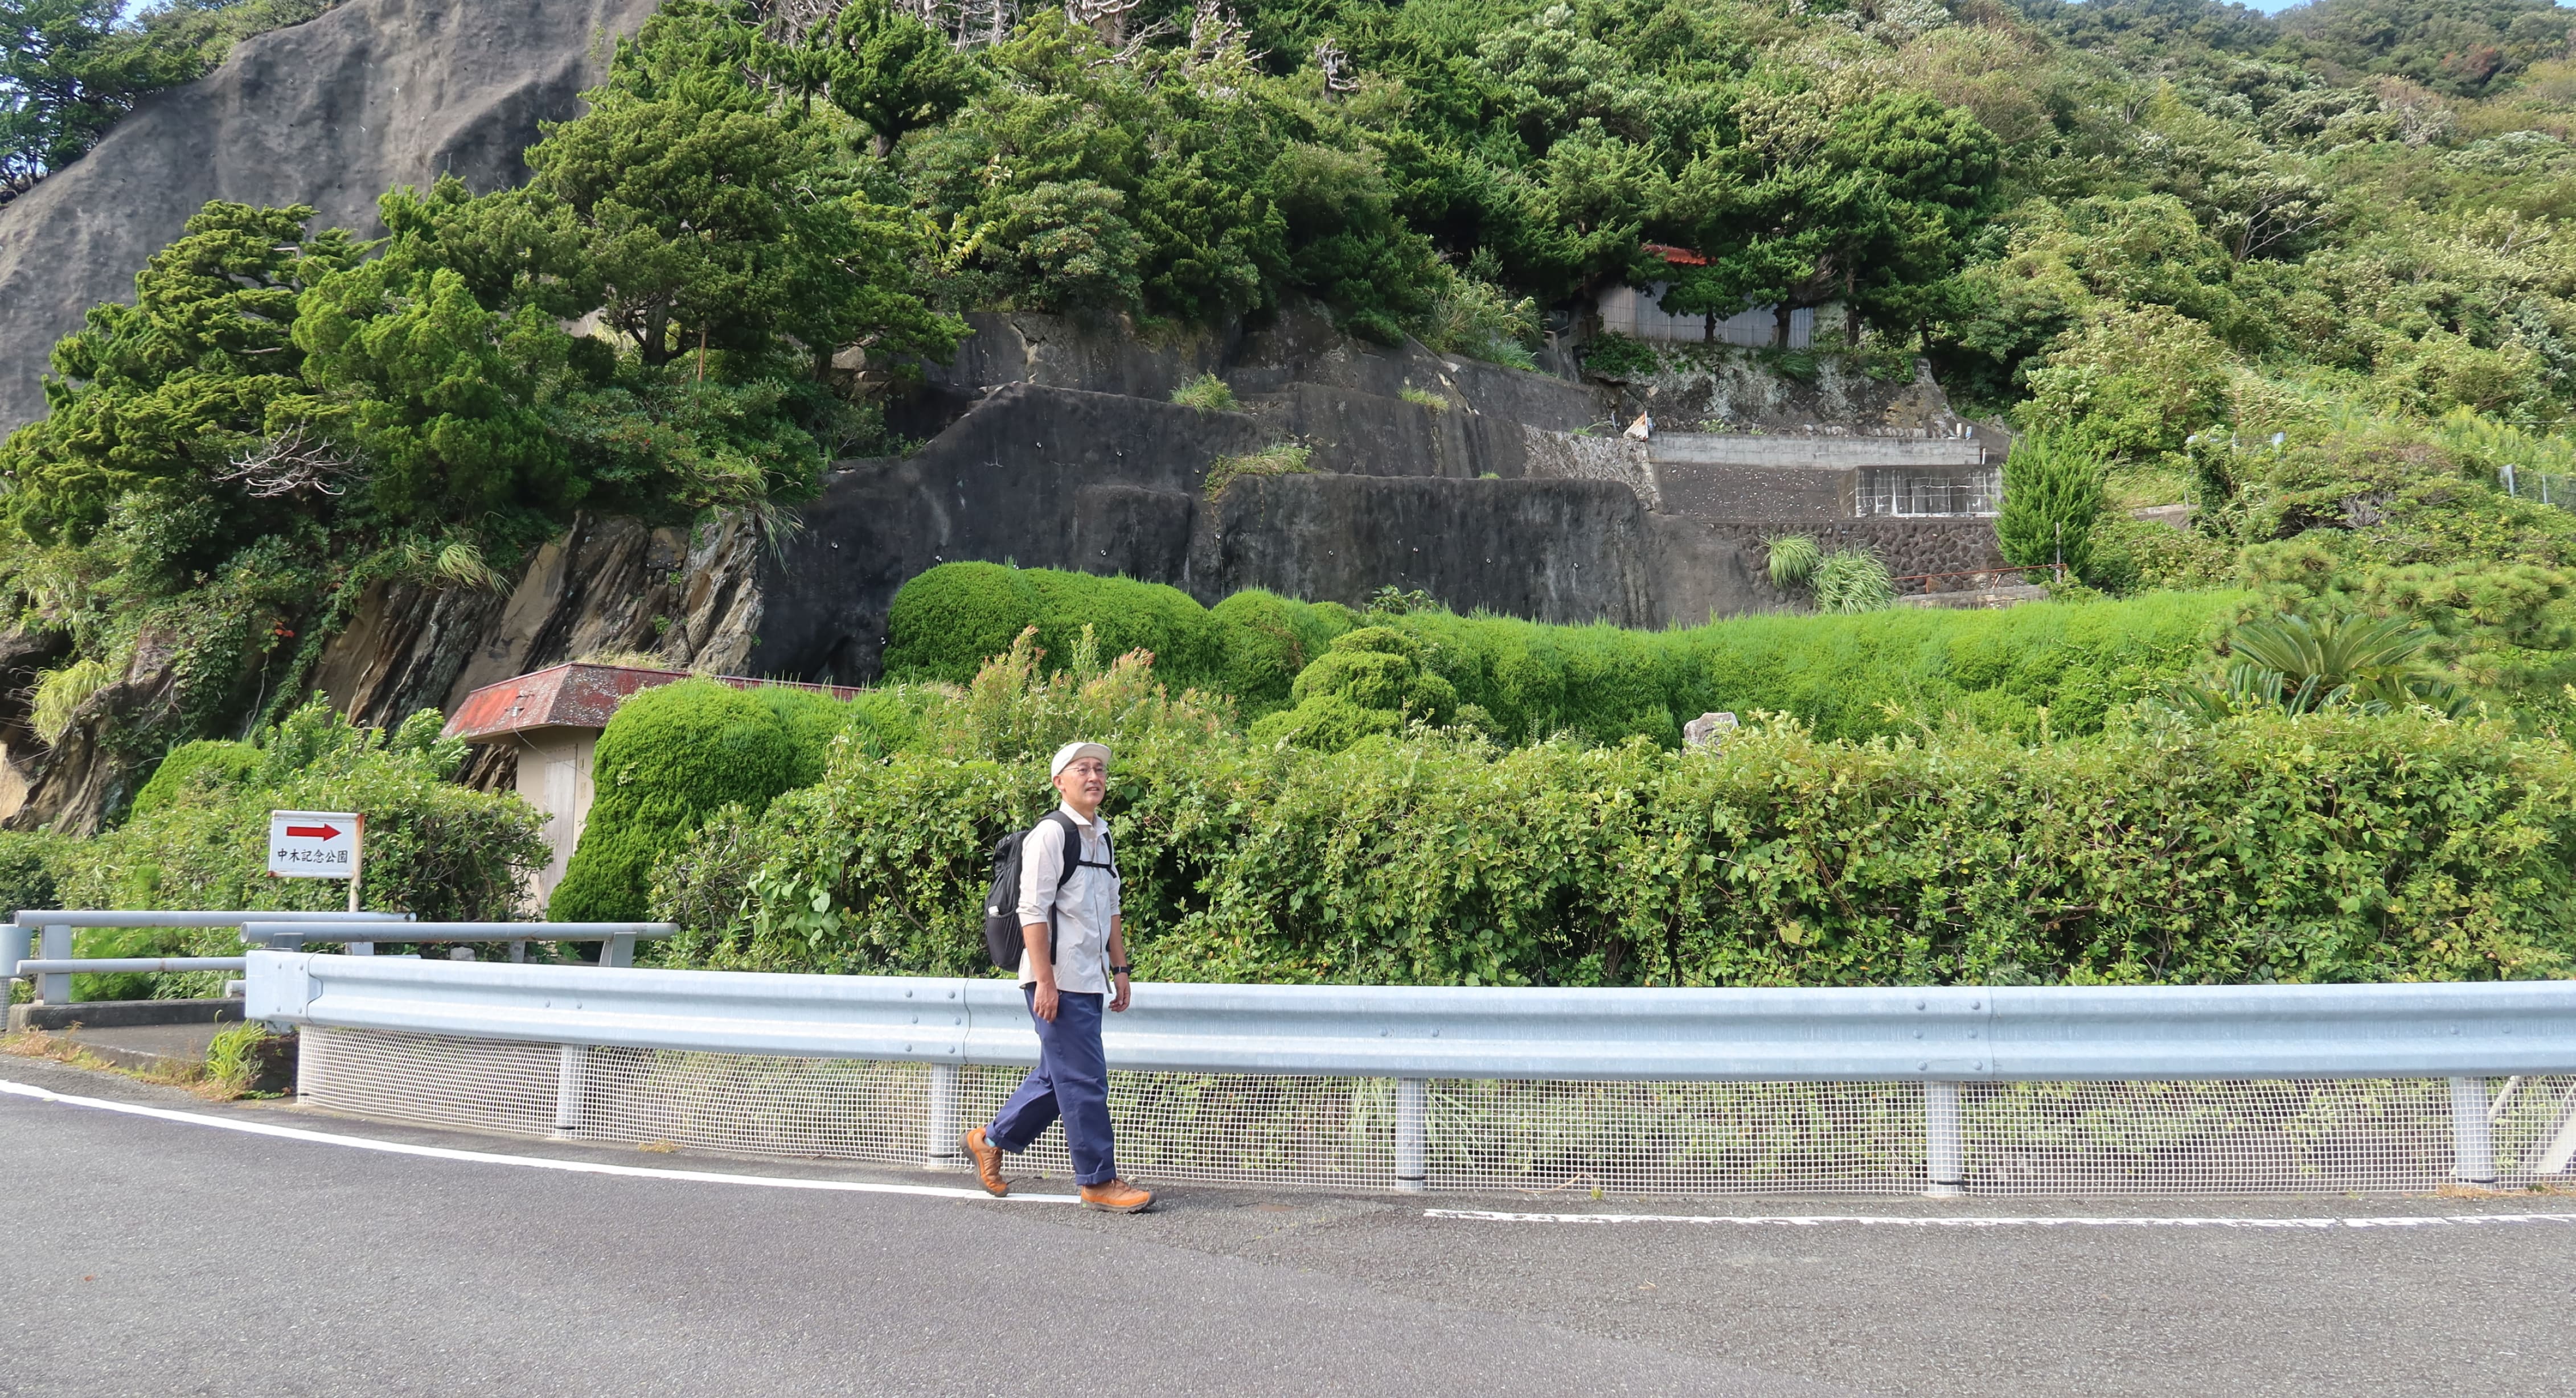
1045, 810, 1087, 895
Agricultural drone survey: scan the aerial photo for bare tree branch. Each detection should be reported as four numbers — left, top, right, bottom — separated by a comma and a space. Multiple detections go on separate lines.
216, 426, 364, 499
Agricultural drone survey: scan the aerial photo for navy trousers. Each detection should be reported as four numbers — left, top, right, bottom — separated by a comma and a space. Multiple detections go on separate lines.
986, 989, 1118, 1186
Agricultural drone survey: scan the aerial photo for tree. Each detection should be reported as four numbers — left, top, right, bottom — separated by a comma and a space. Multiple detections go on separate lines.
522, 68, 957, 376
1997, 431, 2107, 584
1, 0, 195, 199
2, 0, 330, 202
1, 201, 359, 549
1667, 88, 2001, 344
818, 0, 975, 157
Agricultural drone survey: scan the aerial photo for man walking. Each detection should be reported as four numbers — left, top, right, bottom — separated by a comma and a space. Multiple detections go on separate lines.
964, 740, 1155, 1212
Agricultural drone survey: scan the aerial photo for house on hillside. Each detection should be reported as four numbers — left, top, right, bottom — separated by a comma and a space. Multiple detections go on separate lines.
1593, 244, 1818, 348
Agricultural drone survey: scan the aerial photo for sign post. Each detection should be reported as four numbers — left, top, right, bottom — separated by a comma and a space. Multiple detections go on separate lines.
268, 810, 368, 950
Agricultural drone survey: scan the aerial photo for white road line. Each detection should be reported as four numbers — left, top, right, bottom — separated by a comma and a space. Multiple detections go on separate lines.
0, 1078, 1080, 1203
1427, 1208, 2576, 1230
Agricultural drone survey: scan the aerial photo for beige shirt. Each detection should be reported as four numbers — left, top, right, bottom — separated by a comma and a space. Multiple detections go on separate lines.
1015, 804, 1120, 994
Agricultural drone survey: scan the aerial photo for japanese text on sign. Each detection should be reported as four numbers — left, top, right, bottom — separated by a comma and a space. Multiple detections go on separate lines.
269, 809, 362, 879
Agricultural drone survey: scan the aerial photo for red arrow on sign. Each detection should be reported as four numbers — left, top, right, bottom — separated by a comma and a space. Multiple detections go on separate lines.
285, 824, 342, 840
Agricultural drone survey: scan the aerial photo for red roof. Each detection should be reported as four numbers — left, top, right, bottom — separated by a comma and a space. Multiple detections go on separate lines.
442, 663, 866, 742
1641, 242, 1710, 266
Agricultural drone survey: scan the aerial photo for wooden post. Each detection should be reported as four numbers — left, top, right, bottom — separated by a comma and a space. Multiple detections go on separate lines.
347, 812, 365, 914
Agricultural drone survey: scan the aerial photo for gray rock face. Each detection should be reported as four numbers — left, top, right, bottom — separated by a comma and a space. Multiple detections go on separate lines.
0, 0, 661, 432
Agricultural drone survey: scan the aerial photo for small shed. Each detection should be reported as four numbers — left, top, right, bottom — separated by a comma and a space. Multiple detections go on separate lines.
1595, 244, 1819, 348
444, 663, 863, 905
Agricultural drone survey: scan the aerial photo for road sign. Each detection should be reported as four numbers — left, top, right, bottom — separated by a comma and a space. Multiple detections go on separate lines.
269, 810, 362, 879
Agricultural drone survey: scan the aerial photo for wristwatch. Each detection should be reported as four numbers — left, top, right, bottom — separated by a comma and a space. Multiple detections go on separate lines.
1110, 964, 1131, 976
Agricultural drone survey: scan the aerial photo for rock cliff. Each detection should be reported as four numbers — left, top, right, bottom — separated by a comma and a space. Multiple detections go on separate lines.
0, 0, 659, 433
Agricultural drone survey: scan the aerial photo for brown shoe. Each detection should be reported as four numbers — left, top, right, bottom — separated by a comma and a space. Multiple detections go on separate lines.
1079, 1178, 1155, 1213
963, 1126, 1008, 1197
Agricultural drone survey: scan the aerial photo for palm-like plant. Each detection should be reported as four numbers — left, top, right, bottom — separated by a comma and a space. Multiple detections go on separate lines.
2156, 612, 2471, 720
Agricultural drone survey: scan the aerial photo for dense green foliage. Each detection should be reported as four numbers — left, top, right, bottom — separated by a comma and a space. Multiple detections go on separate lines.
884, 560, 1352, 709
889, 561, 2234, 744
41, 702, 545, 998
26, 0, 2576, 784
651, 639, 2576, 988
1997, 431, 2106, 581
1, 0, 329, 202
548, 679, 852, 922
0, 6, 959, 772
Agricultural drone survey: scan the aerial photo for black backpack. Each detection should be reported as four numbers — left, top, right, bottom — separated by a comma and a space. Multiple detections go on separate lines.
982, 811, 1118, 972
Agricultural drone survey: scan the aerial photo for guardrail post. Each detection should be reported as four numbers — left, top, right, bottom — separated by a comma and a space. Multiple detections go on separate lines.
553, 1044, 589, 1138
604, 932, 637, 969
2450, 1077, 2497, 1186
2, 924, 25, 992
34, 920, 69, 1005
1394, 1078, 1427, 1193
1924, 1080, 1965, 1199
925, 1063, 962, 1169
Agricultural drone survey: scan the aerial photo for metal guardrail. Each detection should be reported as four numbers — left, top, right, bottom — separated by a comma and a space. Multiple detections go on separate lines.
13, 958, 248, 976
7, 910, 412, 1005
247, 954, 2576, 1194
240, 921, 676, 969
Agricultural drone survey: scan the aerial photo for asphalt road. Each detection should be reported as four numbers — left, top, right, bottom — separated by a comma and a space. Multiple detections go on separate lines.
5, 1055, 2571, 1398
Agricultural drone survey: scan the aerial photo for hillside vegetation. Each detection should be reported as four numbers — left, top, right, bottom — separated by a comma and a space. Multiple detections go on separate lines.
13, 0, 2576, 764
640, 627, 2576, 987
13, 1, 2576, 984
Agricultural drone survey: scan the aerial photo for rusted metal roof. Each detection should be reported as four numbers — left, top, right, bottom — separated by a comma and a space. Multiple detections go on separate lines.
442, 663, 867, 742
1640, 242, 1711, 267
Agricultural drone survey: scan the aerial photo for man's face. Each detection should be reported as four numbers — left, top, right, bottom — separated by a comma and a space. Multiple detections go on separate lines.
1055, 756, 1107, 808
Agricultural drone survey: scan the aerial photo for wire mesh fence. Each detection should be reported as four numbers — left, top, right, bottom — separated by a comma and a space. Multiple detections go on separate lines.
1855, 466, 2001, 518
296, 1027, 2576, 1197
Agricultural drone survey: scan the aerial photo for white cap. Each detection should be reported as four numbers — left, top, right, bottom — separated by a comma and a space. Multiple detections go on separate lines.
1050, 741, 1111, 779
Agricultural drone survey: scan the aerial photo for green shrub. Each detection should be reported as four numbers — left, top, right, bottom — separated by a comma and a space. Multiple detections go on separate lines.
1203, 443, 1313, 501
886, 564, 1351, 714
1580, 333, 1660, 379
0, 830, 64, 920
46, 703, 547, 997
655, 665, 2576, 989
1810, 549, 1896, 613
1171, 373, 1238, 412
650, 627, 1237, 969
1249, 627, 1457, 749
883, 565, 2235, 748
1689, 589, 2235, 742
1208, 589, 1356, 717
884, 562, 1225, 688
204, 1022, 283, 1096
130, 740, 265, 819
880, 561, 1049, 682
549, 680, 833, 922
1765, 534, 1821, 590
1998, 430, 2107, 582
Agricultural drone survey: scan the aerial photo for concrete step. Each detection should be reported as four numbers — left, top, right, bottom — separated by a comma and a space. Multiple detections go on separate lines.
47, 1021, 230, 1075
9, 996, 243, 1033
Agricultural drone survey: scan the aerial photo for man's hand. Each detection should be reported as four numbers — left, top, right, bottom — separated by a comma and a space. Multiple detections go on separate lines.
1110, 972, 1131, 1013
1022, 922, 1055, 1021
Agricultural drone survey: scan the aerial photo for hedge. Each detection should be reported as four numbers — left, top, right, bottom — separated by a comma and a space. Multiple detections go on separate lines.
883, 562, 2240, 743
883, 562, 1352, 713
651, 649, 2576, 989
43, 704, 547, 999
549, 679, 850, 923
